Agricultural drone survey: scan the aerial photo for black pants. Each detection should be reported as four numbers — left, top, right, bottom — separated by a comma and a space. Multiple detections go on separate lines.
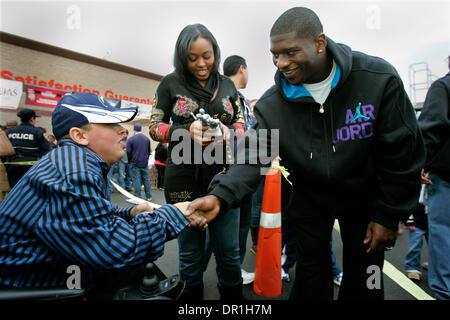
156, 165, 165, 188
85, 266, 144, 300
289, 204, 384, 300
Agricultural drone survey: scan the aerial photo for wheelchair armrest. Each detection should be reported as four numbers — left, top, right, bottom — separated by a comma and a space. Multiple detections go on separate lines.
0, 288, 86, 300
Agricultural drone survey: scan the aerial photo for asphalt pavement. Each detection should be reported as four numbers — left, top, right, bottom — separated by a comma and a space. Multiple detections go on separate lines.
111, 188, 436, 301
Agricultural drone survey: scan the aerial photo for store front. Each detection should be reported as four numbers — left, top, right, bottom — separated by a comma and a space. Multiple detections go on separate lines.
0, 31, 163, 196
0, 31, 162, 132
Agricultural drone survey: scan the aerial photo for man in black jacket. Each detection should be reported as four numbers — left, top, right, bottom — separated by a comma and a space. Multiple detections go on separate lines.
418, 62, 450, 300
186, 7, 425, 300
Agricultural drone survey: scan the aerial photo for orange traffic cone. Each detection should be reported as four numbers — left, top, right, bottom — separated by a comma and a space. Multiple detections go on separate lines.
253, 163, 282, 297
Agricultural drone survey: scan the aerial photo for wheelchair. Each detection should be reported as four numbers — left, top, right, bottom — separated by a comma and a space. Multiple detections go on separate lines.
0, 262, 184, 301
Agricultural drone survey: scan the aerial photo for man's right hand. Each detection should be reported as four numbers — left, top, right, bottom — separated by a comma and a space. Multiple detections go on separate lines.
186, 195, 223, 223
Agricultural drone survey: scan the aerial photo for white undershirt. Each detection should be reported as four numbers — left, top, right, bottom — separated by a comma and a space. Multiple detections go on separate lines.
303, 59, 337, 105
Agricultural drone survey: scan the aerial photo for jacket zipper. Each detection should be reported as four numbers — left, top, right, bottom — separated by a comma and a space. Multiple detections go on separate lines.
320, 104, 331, 181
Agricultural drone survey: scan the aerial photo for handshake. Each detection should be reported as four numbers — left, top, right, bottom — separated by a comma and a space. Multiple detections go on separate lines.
175, 201, 213, 231
130, 200, 220, 232
175, 196, 224, 231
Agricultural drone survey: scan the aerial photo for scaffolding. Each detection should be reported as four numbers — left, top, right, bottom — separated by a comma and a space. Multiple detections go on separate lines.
408, 62, 435, 111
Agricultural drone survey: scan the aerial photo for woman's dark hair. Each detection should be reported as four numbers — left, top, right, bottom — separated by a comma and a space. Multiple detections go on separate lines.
173, 24, 221, 79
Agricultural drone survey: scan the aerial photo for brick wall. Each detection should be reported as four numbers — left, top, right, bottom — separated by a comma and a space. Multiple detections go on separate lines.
0, 41, 161, 149
0, 39, 165, 198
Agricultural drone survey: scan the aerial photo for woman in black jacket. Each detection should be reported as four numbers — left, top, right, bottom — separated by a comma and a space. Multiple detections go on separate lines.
149, 24, 245, 300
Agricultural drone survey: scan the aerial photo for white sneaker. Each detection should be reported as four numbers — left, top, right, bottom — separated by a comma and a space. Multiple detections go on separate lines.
333, 272, 343, 286
282, 268, 290, 282
281, 245, 287, 265
241, 269, 255, 285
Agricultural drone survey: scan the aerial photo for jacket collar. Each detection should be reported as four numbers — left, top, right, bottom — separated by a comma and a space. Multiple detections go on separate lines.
58, 138, 110, 175
275, 36, 352, 102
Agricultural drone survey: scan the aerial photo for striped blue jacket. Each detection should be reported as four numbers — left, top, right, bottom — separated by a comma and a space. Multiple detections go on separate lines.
0, 139, 188, 288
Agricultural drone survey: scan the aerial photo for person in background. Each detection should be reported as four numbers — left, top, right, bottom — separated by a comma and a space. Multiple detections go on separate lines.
247, 98, 261, 256
223, 54, 256, 285
5, 109, 52, 188
108, 129, 132, 194
418, 60, 450, 300
249, 179, 264, 255
47, 134, 57, 148
403, 202, 428, 283
117, 129, 133, 191
0, 128, 15, 158
5, 120, 18, 133
154, 142, 168, 190
330, 237, 343, 286
127, 123, 152, 201
149, 24, 245, 300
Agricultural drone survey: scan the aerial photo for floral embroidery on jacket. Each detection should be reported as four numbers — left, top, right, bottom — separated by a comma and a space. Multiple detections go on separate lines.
173, 95, 199, 117
149, 108, 170, 141
222, 97, 234, 116
220, 113, 231, 123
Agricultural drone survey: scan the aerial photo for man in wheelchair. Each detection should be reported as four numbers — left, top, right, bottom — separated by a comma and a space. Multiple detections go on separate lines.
0, 93, 216, 300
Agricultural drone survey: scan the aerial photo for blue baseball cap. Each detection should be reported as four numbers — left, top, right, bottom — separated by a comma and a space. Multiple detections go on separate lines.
134, 123, 142, 131
52, 92, 138, 140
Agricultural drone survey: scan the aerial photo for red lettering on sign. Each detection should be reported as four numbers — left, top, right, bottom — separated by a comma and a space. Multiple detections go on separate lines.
1, 70, 13, 80
1, 69, 151, 103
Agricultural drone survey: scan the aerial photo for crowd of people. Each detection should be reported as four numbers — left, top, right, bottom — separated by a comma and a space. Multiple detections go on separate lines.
0, 6, 448, 301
